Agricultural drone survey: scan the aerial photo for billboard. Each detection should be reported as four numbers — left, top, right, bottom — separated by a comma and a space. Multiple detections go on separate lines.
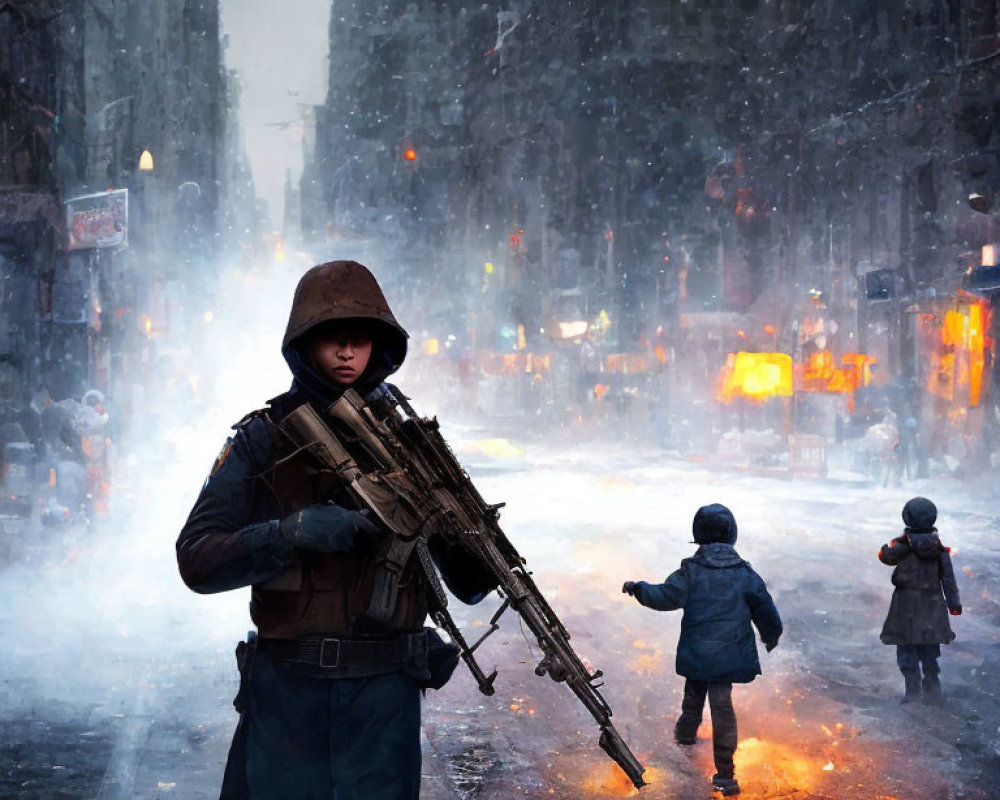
65, 188, 128, 250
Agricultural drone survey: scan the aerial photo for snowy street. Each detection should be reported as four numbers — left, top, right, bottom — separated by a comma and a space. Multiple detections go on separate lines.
2, 425, 998, 800
5, 2, 1000, 799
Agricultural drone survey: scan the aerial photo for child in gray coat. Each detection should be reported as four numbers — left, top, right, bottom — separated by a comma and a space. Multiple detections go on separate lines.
879, 496, 962, 704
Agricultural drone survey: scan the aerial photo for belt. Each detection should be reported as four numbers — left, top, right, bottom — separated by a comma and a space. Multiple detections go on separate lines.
257, 631, 427, 672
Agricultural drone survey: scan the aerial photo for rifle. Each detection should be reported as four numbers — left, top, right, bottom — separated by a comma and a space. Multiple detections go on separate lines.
277, 384, 647, 790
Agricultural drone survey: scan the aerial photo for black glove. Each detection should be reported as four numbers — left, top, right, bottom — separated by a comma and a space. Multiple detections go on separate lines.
950, 605, 963, 616
622, 581, 637, 597
764, 640, 778, 653
279, 504, 382, 554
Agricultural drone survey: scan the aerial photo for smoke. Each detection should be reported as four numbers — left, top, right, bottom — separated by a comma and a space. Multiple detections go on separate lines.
0, 230, 991, 799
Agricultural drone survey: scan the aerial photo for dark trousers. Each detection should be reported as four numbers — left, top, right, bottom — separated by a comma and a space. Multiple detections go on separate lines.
896, 644, 941, 690
675, 679, 738, 779
221, 653, 422, 800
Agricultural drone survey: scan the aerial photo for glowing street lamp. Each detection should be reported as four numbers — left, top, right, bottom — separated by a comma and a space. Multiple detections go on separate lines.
982, 244, 996, 266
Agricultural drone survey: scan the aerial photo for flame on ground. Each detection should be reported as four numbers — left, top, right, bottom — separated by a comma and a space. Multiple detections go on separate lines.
580, 761, 663, 796
734, 736, 829, 795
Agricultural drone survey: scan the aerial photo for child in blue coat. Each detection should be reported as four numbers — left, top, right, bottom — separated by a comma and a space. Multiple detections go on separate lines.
623, 503, 782, 797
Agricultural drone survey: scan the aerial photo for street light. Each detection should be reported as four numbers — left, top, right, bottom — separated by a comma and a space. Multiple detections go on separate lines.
969, 192, 990, 214
138, 150, 154, 172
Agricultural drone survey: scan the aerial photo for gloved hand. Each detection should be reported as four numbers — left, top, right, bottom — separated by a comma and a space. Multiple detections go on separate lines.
950, 605, 963, 616
279, 503, 382, 554
764, 640, 778, 653
622, 581, 637, 597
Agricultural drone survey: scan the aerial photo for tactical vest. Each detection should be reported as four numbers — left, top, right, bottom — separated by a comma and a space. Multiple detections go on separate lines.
247, 402, 429, 639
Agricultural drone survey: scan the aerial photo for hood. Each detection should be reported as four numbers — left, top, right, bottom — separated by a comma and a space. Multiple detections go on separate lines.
693, 503, 738, 545
906, 531, 942, 560
691, 542, 745, 568
281, 261, 409, 405
902, 496, 937, 532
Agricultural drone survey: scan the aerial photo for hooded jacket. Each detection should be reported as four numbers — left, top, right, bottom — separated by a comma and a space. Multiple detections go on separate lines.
176, 261, 494, 639
879, 521, 961, 646
631, 504, 782, 683
280, 260, 408, 407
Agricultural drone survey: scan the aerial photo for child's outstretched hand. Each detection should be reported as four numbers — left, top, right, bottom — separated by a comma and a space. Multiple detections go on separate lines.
950, 605, 963, 616
622, 581, 637, 596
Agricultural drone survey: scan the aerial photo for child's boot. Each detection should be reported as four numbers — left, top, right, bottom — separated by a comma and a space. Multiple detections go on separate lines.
673, 718, 698, 746
673, 699, 701, 745
921, 672, 943, 705
712, 774, 741, 796
901, 669, 921, 704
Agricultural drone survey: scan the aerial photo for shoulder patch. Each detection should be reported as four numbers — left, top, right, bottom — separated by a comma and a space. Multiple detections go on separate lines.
211, 439, 233, 475
231, 407, 280, 476
233, 407, 270, 430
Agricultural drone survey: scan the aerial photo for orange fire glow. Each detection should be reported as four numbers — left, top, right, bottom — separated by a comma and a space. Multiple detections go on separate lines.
604, 353, 649, 374
508, 696, 536, 716
970, 302, 985, 406
927, 297, 991, 407
716, 352, 793, 404
798, 352, 875, 410
478, 351, 551, 377
840, 352, 876, 391
580, 761, 662, 796
733, 736, 830, 795
800, 350, 840, 387
628, 640, 663, 676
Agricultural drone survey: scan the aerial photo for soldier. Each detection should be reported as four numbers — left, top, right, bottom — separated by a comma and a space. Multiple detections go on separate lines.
622, 503, 782, 797
177, 261, 497, 800
879, 496, 962, 704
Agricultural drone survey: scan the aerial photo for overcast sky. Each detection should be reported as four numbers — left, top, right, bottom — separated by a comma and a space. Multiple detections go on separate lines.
220, 0, 331, 232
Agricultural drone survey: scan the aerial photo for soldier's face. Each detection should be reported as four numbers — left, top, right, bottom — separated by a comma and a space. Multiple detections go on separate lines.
310, 325, 373, 385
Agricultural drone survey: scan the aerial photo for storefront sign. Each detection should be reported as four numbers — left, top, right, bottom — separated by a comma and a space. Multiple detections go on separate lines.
65, 189, 128, 250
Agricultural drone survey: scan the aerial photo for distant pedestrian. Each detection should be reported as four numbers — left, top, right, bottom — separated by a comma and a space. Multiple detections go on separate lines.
622, 503, 782, 797
898, 414, 919, 480
879, 497, 962, 704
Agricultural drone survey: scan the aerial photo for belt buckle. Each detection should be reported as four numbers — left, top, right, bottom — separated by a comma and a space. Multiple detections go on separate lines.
319, 637, 341, 668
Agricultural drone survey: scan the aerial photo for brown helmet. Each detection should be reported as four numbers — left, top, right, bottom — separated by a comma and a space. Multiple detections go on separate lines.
281, 260, 408, 372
